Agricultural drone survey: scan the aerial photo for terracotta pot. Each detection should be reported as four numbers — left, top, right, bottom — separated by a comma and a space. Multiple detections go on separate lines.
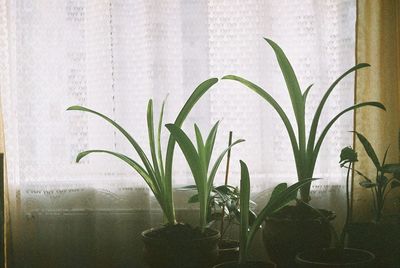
213, 260, 276, 268
142, 225, 220, 268
295, 248, 375, 268
262, 205, 334, 268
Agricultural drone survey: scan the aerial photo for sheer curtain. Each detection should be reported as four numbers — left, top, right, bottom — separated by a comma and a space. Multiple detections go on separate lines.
0, 0, 356, 267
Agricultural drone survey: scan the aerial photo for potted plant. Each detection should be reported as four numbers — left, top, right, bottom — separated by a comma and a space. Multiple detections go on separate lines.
183, 132, 255, 264
68, 78, 225, 268
346, 132, 400, 267
214, 161, 315, 268
295, 146, 375, 267
222, 38, 386, 267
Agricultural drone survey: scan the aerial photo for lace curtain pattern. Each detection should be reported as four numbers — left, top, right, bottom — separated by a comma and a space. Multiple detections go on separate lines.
0, 0, 356, 267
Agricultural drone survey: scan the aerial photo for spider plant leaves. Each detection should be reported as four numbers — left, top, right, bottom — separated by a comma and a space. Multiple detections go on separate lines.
221, 75, 300, 163
353, 131, 382, 170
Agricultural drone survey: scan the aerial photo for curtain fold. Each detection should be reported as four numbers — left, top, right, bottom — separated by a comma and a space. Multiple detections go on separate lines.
354, 0, 400, 221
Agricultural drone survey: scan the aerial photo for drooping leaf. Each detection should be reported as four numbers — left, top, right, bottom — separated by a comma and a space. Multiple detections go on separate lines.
221, 75, 300, 165
67, 106, 156, 179
307, 63, 371, 157
312, 102, 385, 170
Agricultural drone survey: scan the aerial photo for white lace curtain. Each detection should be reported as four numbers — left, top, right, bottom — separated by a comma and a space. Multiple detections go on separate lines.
0, 0, 356, 267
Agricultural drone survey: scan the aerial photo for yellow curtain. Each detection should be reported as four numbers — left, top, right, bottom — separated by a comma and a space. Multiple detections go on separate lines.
354, 0, 400, 221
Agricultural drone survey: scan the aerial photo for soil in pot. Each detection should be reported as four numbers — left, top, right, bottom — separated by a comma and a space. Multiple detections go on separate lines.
142, 223, 220, 268
347, 221, 400, 267
216, 239, 240, 264
295, 248, 375, 268
262, 204, 335, 268
213, 260, 276, 268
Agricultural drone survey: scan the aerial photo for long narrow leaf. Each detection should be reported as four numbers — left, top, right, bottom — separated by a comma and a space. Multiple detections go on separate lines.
67, 106, 156, 179
312, 102, 385, 171
76, 149, 163, 207
247, 178, 315, 248
147, 100, 162, 186
207, 139, 245, 193
204, 121, 220, 171
194, 124, 207, 178
239, 160, 250, 264
307, 63, 370, 156
163, 78, 218, 222
303, 84, 313, 103
157, 96, 168, 179
353, 131, 381, 170
264, 38, 304, 130
221, 75, 300, 165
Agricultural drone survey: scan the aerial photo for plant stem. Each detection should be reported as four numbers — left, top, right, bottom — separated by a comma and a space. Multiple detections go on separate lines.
220, 131, 233, 241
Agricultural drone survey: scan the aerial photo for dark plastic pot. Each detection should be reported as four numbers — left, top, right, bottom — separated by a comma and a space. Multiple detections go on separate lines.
213, 260, 276, 268
347, 221, 400, 267
216, 239, 240, 264
142, 226, 220, 268
262, 205, 334, 268
295, 248, 375, 268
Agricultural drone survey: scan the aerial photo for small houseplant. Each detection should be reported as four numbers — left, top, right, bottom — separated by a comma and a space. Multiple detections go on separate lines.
346, 132, 400, 267
222, 38, 386, 267
295, 146, 375, 267
214, 161, 315, 268
68, 78, 224, 268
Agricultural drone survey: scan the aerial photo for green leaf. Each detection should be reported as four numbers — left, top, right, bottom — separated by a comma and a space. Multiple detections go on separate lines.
269, 183, 288, 203
382, 164, 400, 174
221, 75, 300, 166
355, 170, 371, 182
204, 121, 220, 171
194, 124, 207, 177
312, 102, 385, 170
353, 131, 381, 170
264, 39, 304, 147
391, 179, 400, 189
67, 106, 156, 179
239, 160, 250, 264
207, 139, 245, 193
359, 181, 377, 188
165, 123, 207, 230
248, 177, 316, 249
157, 95, 168, 179
76, 150, 163, 207
163, 78, 218, 223
303, 84, 313, 104
147, 100, 162, 187
307, 63, 371, 157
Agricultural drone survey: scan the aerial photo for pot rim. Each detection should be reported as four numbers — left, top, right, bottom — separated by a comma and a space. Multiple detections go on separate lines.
141, 225, 220, 242
295, 247, 375, 266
